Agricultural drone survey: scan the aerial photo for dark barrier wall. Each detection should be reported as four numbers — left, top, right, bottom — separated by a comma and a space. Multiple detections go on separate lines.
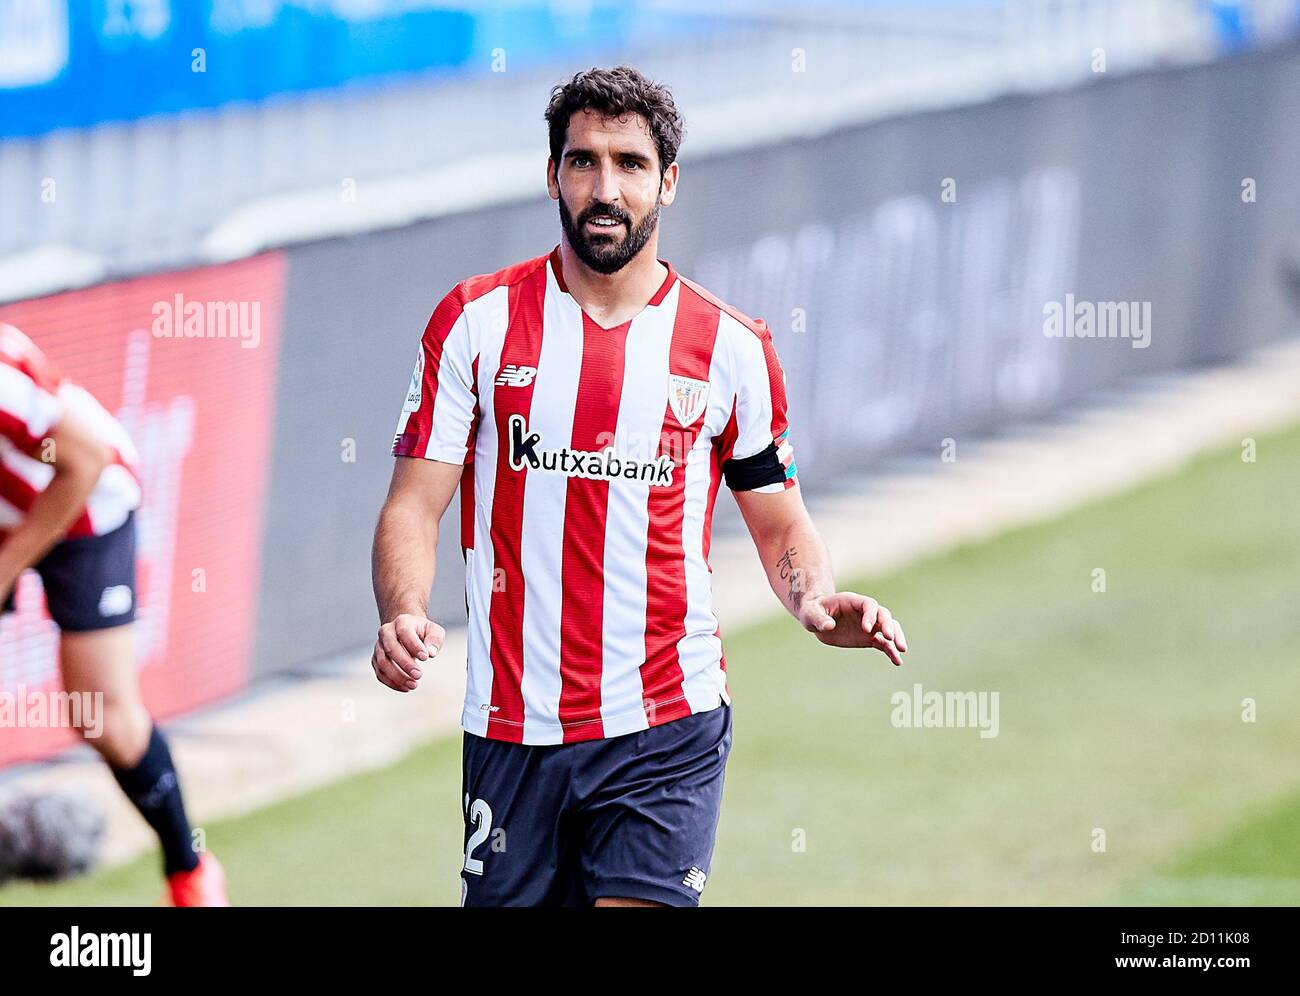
257, 44, 1300, 677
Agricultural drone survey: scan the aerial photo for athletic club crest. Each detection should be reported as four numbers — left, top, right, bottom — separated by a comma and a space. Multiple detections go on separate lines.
667, 374, 710, 428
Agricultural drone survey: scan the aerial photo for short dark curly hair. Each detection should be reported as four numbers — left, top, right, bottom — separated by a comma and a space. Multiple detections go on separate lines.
544, 65, 685, 177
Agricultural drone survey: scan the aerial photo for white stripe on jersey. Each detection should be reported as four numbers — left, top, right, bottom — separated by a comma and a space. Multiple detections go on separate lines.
1, 442, 54, 491
0, 496, 22, 529
727, 315, 779, 463
83, 463, 141, 535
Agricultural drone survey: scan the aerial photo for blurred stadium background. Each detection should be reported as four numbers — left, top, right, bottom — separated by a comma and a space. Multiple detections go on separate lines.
1, 0, 1298, 906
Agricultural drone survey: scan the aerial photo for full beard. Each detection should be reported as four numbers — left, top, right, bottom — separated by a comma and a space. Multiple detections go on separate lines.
558, 192, 660, 275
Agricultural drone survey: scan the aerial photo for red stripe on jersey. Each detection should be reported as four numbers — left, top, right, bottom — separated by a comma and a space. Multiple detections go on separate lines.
459, 354, 480, 553
485, 263, 549, 742
759, 329, 792, 453
0, 410, 41, 452
466, 353, 481, 453
0, 462, 38, 515
394, 285, 468, 458
640, 286, 722, 728
556, 313, 632, 741
460, 461, 475, 553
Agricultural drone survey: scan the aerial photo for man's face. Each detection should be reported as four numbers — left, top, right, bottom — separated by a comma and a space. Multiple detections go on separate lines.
548, 108, 678, 275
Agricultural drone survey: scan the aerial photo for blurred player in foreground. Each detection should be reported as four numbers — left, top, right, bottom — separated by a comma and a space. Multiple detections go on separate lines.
0, 322, 228, 906
372, 66, 907, 906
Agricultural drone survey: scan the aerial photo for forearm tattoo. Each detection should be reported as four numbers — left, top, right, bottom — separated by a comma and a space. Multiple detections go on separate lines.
776, 546, 806, 612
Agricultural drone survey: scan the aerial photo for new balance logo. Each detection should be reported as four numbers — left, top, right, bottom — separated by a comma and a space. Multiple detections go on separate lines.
506, 414, 676, 487
682, 867, 707, 893
495, 364, 537, 387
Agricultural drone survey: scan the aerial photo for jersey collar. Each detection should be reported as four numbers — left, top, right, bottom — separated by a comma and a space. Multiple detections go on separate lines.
549, 244, 677, 307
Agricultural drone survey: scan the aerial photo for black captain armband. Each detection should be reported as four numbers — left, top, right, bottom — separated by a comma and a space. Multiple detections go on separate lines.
722, 441, 787, 491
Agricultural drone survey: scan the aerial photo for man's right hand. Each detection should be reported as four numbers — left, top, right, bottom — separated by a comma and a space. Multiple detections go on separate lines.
371, 614, 446, 692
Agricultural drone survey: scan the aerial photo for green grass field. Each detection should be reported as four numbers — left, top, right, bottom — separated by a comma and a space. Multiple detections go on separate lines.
5, 421, 1299, 906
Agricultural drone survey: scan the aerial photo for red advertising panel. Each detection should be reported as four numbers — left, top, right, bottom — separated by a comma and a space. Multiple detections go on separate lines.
0, 253, 284, 765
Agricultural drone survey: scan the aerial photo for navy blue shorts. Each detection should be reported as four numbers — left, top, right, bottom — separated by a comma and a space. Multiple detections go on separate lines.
1, 511, 137, 632
460, 702, 733, 907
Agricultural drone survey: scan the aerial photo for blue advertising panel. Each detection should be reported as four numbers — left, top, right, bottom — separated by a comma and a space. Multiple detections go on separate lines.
0, 0, 710, 139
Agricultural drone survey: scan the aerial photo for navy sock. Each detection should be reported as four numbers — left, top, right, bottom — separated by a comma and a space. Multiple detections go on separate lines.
110, 725, 199, 876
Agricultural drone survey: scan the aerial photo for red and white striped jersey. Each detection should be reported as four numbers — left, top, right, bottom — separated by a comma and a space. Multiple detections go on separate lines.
393, 246, 797, 745
0, 323, 142, 540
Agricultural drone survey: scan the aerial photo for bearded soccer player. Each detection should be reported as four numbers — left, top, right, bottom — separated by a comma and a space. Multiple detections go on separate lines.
0, 322, 228, 906
371, 66, 907, 907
